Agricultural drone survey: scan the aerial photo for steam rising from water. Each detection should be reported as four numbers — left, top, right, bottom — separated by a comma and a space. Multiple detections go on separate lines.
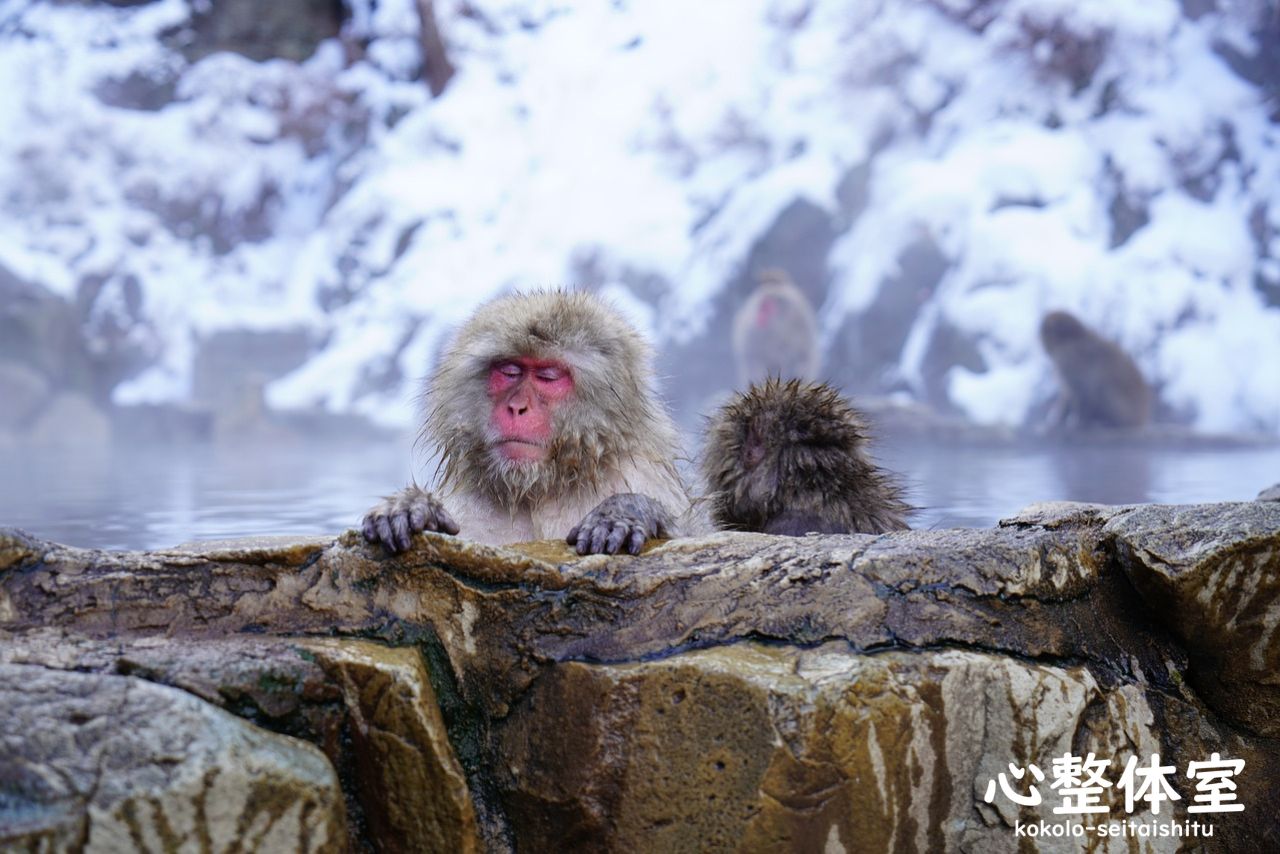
3, 435, 1276, 551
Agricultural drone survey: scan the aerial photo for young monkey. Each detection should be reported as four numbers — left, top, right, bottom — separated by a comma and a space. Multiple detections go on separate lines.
362, 290, 690, 555
702, 378, 910, 535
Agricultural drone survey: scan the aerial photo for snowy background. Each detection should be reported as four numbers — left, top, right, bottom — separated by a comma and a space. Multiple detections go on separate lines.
2, 0, 1279, 436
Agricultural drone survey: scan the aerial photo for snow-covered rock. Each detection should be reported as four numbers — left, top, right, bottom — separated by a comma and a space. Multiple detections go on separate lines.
1, 0, 1276, 432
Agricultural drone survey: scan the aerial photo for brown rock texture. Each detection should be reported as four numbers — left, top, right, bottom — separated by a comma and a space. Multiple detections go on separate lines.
1, 499, 1279, 851
496, 646, 1174, 853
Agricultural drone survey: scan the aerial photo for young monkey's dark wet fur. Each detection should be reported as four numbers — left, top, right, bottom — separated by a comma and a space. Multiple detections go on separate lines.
702, 378, 911, 535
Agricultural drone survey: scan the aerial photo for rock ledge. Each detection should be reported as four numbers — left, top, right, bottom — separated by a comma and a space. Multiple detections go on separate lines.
3, 500, 1279, 851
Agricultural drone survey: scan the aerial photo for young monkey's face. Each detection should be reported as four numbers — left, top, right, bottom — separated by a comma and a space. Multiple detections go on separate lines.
737, 417, 782, 509
486, 358, 574, 464
722, 380, 867, 507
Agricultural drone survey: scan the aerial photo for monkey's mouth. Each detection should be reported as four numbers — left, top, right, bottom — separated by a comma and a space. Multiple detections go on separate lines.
494, 439, 548, 463
745, 466, 780, 507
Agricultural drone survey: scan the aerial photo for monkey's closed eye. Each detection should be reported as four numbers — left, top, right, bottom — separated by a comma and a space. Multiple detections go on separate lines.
496, 362, 523, 378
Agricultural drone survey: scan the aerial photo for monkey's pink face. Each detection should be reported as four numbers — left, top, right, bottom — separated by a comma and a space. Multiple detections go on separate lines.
487, 358, 574, 463
755, 296, 778, 328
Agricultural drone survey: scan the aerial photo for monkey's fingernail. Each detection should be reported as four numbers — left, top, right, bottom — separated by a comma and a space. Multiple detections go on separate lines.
627, 530, 645, 555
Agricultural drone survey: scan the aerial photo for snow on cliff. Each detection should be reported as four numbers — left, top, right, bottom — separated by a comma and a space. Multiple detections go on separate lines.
0, 0, 1277, 432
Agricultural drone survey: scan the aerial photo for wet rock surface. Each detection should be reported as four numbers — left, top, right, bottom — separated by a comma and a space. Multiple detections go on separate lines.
0, 632, 480, 854
0, 662, 345, 851
2, 500, 1279, 851
1105, 503, 1280, 739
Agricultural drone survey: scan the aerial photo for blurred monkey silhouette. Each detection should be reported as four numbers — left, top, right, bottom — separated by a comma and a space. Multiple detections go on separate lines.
1039, 310, 1152, 430
732, 269, 820, 387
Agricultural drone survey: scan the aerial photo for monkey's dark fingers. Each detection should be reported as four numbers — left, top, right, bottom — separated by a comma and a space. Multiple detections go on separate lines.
626, 528, 647, 555
588, 523, 610, 555
565, 524, 581, 545
409, 503, 429, 533
435, 506, 461, 536
391, 513, 414, 552
573, 526, 594, 555
604, 525, 630, 554
361, 515, 379, 543
374, 516, 400, 553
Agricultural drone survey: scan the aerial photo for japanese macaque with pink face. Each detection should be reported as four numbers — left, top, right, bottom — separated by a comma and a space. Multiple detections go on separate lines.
732, 268, 820, 387
362, 291, 691, 555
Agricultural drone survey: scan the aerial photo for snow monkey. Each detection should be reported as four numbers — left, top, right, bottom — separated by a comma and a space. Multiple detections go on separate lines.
701, 378, 911, 535
732, 268, 821, 387
362, 291, 691, 555
1039, 310, 1152, 430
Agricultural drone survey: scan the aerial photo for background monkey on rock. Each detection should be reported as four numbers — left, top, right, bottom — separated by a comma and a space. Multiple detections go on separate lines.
701, 378, 911, 535
732, 268, 821, 387
1039, 310, 1152, 430
362, 291, 690, 555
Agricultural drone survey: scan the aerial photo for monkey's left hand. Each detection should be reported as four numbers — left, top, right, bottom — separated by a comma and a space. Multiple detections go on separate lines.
567, 493, 672, 556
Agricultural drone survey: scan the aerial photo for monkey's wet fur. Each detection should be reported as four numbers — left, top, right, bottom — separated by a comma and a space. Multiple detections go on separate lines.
703, 379, 911, 536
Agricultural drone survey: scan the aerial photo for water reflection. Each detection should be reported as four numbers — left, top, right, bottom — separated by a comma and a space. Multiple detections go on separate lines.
5, 438, 415, 551
2, 437, 1277, 550
876, 444, 1063, 530
1050, 445, 1152, 508
878, 440, 1277, 531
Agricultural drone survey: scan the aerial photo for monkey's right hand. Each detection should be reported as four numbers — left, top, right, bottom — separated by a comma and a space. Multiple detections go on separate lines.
567, 493, 672, 556
361, 486, 460, 553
